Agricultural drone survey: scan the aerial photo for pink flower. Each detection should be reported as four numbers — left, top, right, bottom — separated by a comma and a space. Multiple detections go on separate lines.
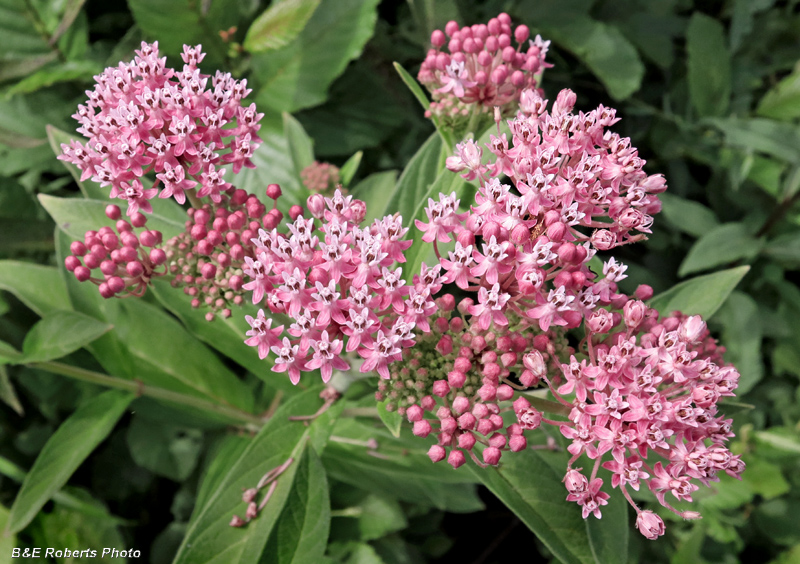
305, 331, 349, 383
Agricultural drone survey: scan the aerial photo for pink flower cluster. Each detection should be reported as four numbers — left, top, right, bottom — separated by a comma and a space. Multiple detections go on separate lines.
167, 185, 282, 321
64, 204, 167, 297
58, 42, 263, 215
417, 13, 550, 122
553, 307, 743, 532
391, 85, 743, 539
445, 87, 666, 253
301, 161, 341, 193
242, 189, 438, 385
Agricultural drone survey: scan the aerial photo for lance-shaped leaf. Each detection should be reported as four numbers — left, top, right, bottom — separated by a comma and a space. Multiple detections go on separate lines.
467, 448, 627, 564
6, 389, 133, 534
39, 194, 185, 241
173, 389, 336, 564
0, 261, 69, 316
22, 310, 112, 363
244, 0, 321, 53
649, 266, 750, 320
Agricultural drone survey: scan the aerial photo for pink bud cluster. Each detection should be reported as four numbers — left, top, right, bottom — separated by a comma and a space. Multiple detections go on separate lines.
64, 204, 167, 298
555, 308, 742, 533
241, 189, 438, 385
166, 185, 282, 321
383, 291, 572, 469
417, 13, 551, 122
446, 88, 666, 252
301, 161, 341, 193
58, 41, 263, 215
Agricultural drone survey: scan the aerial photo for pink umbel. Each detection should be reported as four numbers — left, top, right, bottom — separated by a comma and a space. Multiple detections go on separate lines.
58, 42, 263, 215
417, 13, 551, 123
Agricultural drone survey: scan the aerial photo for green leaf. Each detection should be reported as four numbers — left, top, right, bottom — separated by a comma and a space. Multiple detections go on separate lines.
0, 365, 24, 415
755, 429, 800, 455
383, 133, 442, 222
585, 480, 628, 564
252, 0, 380, 113
30, 490, 126, 561
149, 279, 297, 393
763, 231, 800, 267
743, 457, 790, 500
125, 415, 203, 481
686, 13, 731, 117
6, 389, 133, 534
244, 0, 321, 53
713, 292, 763, 394
393, 61, 431, 114
0, 261, 69, 316
354, 495, 407, 541
127, 0, 236, 65
376, 399, 402, 438
547, 19, 644, 101
467, 448, 599, 564
322, 418, 482, 512
38, 194, 186, 241
340, 151, 363, 187
283, 112, 315, 179
757, 63, 800, 120
755, 499, 800, 546
350, 171, 398, 224
730, 0, 777, 52
659, 193, 719, 238
174, 388, 333, 564
4, 60, 101, 97
706, 117, 800, 164
0, 505, 15, 561
648, 266, 749, 319
262, 447, 330, 564
22, 310, 112, 363
678, 223, 762, 277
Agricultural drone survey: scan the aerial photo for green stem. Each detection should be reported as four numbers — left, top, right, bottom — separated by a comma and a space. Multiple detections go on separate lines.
526, 395, 572, 418
186, 189, 203, 209
27, 361, 265, 428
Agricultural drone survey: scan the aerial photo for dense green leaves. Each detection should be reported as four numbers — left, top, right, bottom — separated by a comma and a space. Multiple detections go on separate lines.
173, 389, 334, 564
6, 390, 133, 534
649, 266, 749, 319
687, 13, 731, 117
22, 310, 112, 363
251, 0, 381, 113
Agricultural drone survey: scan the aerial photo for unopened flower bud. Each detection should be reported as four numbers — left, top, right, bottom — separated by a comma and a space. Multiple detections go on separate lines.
635, 510, 665, 540
483, 447, 502, 465
448, 450, 466, 468
428, 444, 446, 463
564, 469, 589, 494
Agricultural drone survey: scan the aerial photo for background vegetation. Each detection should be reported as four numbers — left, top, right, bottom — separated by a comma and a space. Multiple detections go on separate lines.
0, 0, 799, 562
